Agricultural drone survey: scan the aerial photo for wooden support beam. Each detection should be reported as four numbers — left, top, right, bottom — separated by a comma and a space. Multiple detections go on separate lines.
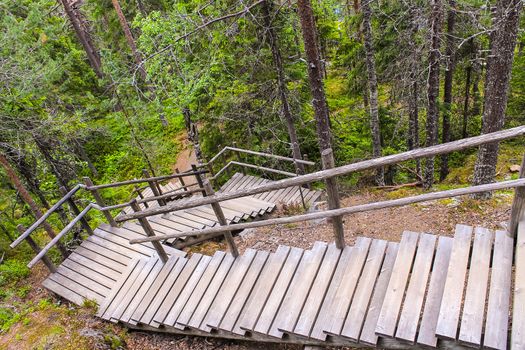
508, 153, 525, 237
134, 185, 149, 208
143, 169, 166, 206
83, 177, 117, 227
192, 164, 206, 195
59, 186, 93, 236
175, 168, 187, 192
130, 200, 168, 263
321, 148, 345, 249
203, 180, 239, 257
17, 225, 56, 273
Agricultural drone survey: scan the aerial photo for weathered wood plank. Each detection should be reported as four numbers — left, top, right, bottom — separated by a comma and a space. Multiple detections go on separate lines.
65, 253, 119, 283
271, 242, 328, 338
340, 239, 388, 341
309, 244, 354, 340
291, 243, 343, 337
417, 236, 454, 347
204, 249, 257, 330
512, 221, 525, 350
375, 231, 420, 338
458, 227, 493, 346
162, 255, 212, 327
218, 250, 270, 332
235, 246, 290, 335
436, 224, 473, 340
395, 233, 437, 342
175, 251, 226, 329
325, 237, 372, 336
43, 277, 85, 306
484, 230, 513, 350
74, 246, 126, 273
359, 242, 399, 346
252, 247, 304, 335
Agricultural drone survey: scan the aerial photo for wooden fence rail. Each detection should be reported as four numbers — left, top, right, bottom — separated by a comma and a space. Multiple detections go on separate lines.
117, 125, 525, 223
129, 178, 525, 244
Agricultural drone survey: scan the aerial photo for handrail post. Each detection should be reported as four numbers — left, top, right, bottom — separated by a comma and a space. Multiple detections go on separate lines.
508, 153, 525, 237
321, 148, 345, 249
175, 168, 187, 193
59, 186, 93, 236
191, 164, 206, 194
17, 225, 56, 273
303, 154, 312, 189
203, 180, 239, 257
142, 169, 166, 206
134, 185, 149, 208
83, 177, 117, 227
130, 199, 169, 263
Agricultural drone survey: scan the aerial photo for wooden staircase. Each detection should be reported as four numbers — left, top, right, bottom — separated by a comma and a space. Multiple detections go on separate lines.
49, 223, 521, 349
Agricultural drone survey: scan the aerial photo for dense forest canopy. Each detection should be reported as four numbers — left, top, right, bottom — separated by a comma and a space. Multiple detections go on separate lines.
0, 0, 524, 245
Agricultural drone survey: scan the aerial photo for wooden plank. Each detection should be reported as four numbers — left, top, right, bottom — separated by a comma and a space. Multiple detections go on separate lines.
252, 247, 304, 335
175, 251, 226, 329
435, 224, 473, 340
101, 258, 148, 320
222, 173, 244, 192
235, 246, 291, 335
94, 228, 155, 256
204, 249, 258, 331
151, 253, 204, 325
340, 239, 388, 341
66, 252, 120, 282
86, 234, 142, 259
484, 230, 513, 350
59, 259, 114, 290
186, 253, 236, 330
307, 244, 354, 340
229, 174, 251, 192
325, 237, 372, 336
272, 242, 330, 337
110, 256, 160, 322
359, 242, 399, 346
281, 241, 340, 337
42, 277, 84, 305
218, 250, 270, 332
140, 256, 188, 327
82, 240, 133, 265
120, 258, 164, 324
54, 265, 109, 297
395, 233, 437, 342
129, 256, 181, 325
162, 255, 212, 327
513, 221, 525, 350
74, 246, 126, 273
458, 227, 493, 346
161, 213, 208, 229
375, 231, 419, 338
219, 172, 241, 192
417, 236, 454, 347
48, 272, 104, 304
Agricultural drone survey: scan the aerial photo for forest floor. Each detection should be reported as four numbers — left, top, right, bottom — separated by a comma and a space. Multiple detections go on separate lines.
0, 184, 513, 350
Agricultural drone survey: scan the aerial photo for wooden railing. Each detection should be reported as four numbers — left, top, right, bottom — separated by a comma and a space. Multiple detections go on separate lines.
120, 125, 525, 253
9, 167, 208, 271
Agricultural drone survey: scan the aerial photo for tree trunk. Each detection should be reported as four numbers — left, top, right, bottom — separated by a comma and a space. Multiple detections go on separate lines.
297, 0, 333, 153
439, 0, 456, 181
423, 0, 443, 189
0, 153, 68, 257
262, 0, 305, 174
361, 0, 384, 185
182, 107, 205, 165
75, 140, 98, 178
407, 6, 421, 178
472, 0, 523, 197
462, 62, 472, 139
59, 0, 103, 78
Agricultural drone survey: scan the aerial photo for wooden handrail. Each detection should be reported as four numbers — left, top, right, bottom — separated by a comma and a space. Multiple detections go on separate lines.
10, 184, 85, 248
86, 169, 208, 190
27, 204, 94, 268
129, 178, 525, 244
117, 125, 525, 222
202, 146, 316, 167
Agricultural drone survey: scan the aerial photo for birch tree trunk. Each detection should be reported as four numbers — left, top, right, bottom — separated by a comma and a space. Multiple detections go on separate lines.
361, 0, 384, 185
423, 0, 443, 189
262, 0, 305, 174
439, 0, 456, 181
297, 0, 333, 153
472, 0, 523, 197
